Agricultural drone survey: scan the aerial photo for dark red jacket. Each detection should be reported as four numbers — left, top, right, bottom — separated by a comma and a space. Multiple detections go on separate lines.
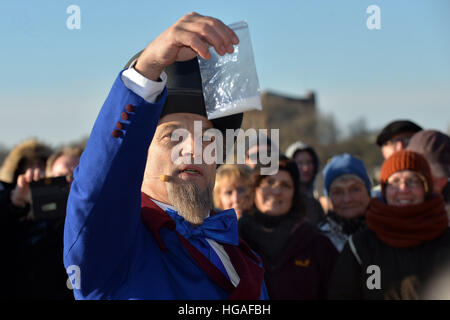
239, 216, 339, 300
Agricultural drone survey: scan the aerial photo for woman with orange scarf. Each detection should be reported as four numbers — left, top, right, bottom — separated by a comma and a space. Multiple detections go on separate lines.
328, 150, 450, 299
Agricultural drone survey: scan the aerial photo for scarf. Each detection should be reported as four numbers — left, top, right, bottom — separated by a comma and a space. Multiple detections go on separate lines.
252, 209, 294, 229
326, 211, 366, 236
366, 194, 448, 248
241, 209, 300, 267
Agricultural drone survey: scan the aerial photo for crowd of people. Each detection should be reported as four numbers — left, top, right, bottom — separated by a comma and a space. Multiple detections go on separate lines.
1, 12, 449, 300
2, 121, 449, 300
221, 123, 450, 299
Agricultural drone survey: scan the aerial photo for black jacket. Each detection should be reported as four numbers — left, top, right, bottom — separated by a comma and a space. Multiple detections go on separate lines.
0, 181, 73, 300
239, 211, 339, 299
327, 228, 450, 299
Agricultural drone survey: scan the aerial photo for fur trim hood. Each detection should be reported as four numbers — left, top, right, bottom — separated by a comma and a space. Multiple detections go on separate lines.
0, 139, 52, 183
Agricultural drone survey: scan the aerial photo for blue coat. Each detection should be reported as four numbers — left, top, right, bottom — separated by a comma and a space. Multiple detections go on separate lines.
63, 72, 268, 300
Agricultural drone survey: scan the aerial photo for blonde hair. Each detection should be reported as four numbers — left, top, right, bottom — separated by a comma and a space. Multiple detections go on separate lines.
213, 164, 253, 209
45, 146, 83, 177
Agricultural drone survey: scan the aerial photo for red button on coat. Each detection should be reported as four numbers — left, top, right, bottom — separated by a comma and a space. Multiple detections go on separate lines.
125, 104, 135, 112
116, 122, 124, 130
121, 112, 129, 120
112, 130, 122, 138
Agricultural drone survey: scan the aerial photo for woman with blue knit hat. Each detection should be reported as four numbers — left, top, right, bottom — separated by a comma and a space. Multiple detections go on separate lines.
319, 153, 372, 252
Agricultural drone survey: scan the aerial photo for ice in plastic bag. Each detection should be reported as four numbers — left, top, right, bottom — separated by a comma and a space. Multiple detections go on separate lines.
198, 21, 262, 120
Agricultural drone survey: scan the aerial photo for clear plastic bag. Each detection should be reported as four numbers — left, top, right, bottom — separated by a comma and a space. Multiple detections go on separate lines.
198, 20, 262, 120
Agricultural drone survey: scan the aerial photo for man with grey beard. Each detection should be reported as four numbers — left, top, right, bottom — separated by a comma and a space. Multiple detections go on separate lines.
167, 177, 213, 226
64, 12, 268, 300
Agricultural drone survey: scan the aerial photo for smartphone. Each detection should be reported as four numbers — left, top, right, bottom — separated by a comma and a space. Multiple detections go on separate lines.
30, 176, 70, 221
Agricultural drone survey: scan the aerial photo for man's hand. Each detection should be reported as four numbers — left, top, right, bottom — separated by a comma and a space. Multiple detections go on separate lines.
135, 12, 239, 81
10, 168, 45, 208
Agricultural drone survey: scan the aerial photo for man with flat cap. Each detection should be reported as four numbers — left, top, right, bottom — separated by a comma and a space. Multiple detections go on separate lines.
376, 119, 422, 160
372, 119, 422, 198
64, 12, 268, 299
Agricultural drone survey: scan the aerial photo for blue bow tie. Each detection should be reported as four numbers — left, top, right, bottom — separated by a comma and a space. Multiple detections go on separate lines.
165, 208, 239, 246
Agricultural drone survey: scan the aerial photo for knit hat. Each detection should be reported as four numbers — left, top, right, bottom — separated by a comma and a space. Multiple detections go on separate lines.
376, 120, 422, 146
379, 150, 433, 198
406, 130, 450, 178
322, 153, 371, 197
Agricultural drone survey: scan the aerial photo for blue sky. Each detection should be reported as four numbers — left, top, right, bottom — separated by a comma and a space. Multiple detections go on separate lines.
1, 0, 449, 148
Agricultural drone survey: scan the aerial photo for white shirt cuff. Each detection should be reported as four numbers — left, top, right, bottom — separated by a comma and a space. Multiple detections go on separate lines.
121, 59, 167, 103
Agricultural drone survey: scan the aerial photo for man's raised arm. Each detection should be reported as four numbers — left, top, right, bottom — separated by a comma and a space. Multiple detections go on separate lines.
63, 12, 239, 299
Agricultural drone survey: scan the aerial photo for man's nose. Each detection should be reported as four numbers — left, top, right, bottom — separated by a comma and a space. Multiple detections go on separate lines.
181, 133, 202, 157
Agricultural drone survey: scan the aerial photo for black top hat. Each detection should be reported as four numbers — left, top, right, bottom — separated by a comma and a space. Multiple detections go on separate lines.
124, 52, 243, 136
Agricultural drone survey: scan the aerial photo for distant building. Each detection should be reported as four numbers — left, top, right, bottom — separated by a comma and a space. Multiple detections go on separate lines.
241, 90, 317, 152
242, 90, 316, 129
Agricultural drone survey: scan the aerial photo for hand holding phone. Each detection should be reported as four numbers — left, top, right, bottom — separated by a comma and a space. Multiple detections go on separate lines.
30, 176, 70, 221
11, 168, 45, 208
